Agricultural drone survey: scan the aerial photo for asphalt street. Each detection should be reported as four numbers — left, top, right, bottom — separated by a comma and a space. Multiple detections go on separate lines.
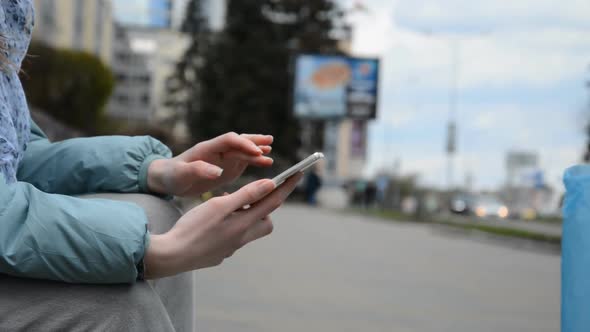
194, 204, 559, 332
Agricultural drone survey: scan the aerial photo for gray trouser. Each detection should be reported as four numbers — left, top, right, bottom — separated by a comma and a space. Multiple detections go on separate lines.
0, 194, 194, 332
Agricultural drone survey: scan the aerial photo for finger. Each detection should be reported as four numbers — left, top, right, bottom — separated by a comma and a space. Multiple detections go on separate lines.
185, 160, 224, 180
223, 192, 250, 210
223, 193, 250, 210
259, 145, 272, 155
242, 172, 303, 223
222, 151, 274, 167
240, 217, 274, 246
219, 132, 263, 155
196, 132, 263, 158
223, 179, 276, 213
241, 134, 274, 146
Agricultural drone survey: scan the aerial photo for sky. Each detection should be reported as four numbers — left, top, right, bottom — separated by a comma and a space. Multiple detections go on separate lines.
343, 0, 590, 192
112, 0, 171, 27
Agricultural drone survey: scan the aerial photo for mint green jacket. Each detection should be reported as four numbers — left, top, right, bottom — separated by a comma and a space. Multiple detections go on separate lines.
0, 121, 172, 284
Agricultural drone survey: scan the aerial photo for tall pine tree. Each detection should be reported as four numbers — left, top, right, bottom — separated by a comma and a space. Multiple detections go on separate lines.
165, 0, 208, 137
174, 0, 344, 165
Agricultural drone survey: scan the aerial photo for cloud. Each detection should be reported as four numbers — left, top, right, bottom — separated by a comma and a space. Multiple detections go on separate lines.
394, 0, 590, 32
472, 111, 498, 130
342, 0, 588, 192
347, 1, 396, 55
350, 0, 590, 90
366, 96, 585, 191
377, 106, 420, 128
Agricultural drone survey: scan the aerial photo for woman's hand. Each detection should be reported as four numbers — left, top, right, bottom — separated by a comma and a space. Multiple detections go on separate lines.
147, 132, 274, 196
144, 173, 303, 279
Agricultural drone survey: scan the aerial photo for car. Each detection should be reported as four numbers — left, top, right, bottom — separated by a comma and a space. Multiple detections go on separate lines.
450, 194, 476, 215
472, 195, 509, 219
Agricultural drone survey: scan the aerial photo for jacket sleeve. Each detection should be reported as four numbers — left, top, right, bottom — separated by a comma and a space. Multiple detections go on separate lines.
0, 175, 150, 284
17, 121, 172, 195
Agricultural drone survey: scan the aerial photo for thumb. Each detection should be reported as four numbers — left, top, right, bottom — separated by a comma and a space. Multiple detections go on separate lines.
184, 160, 224, 180
225, 179, 275, 212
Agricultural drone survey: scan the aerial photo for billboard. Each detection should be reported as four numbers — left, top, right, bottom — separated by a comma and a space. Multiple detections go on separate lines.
293, 54, 379, 119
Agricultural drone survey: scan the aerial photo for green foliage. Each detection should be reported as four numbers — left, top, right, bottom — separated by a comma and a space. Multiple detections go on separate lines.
171, 0, 345, 164
21, 42, 114, 134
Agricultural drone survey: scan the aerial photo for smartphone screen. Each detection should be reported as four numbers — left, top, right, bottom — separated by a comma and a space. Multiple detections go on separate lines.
272, 152, 325, 186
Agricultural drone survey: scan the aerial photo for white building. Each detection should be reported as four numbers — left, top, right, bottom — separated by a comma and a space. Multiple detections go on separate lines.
107, 25, 190, 132
506, 151, 540, 187
107, 25, 152, 123
107, 0, 189, 131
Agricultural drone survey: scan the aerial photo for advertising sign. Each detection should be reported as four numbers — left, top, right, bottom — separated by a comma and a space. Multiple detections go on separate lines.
293, 54, 379, 119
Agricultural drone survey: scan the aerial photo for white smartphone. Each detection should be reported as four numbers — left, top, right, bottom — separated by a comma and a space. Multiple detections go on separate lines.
272, 152, 325, 186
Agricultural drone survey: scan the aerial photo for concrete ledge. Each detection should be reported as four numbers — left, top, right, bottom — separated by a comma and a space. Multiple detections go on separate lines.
0, 194, 194, 332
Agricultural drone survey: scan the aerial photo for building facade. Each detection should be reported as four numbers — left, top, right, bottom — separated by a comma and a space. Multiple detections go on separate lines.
107, 25, 190, 131
107, 25, 152, 123
32, 0, 114, 65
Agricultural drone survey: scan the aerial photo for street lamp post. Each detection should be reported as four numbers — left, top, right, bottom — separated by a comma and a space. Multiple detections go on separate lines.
419, 30, 462, 192
446, 39, 459, 191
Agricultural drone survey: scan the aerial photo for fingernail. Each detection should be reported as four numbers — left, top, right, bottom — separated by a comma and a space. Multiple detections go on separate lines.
207, 165, 223, 178
257, 180, 275, 196
256, 147, 263, 154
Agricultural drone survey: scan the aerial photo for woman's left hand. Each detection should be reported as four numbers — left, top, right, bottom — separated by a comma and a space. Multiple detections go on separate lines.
147, 132, 274, 196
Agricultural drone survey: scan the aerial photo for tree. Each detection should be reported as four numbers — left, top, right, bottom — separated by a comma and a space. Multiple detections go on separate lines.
165, 0, 209, 130
172, 0, 345, 165
21, 42, 114, 134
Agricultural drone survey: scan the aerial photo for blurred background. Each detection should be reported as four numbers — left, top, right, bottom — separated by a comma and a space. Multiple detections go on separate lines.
23, 0, 587, 330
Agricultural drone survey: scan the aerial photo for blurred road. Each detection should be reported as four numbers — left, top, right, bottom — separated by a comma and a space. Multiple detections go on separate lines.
194, 205, 559, 332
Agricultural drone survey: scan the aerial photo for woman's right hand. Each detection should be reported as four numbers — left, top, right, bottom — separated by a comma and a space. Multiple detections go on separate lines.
144, 173, 303, 279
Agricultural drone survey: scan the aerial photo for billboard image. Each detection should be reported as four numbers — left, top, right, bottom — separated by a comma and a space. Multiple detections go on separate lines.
293, 54, 379, 119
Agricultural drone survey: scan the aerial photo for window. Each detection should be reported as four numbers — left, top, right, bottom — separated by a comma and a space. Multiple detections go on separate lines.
40, 0, 56, 42
72, 1, 85, 49
95, 1, 104, 56
135, 75, 151, 84
115, 52, 129, 63
115, 94, 129, 105
115, 73, 128, 82
141, 94, 150, 105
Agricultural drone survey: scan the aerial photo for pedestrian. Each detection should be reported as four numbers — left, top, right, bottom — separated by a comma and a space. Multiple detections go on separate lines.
375, 175, 389, 208
364, 181, 377, 209
0, 0, 300, 293
305, 166, 322, 205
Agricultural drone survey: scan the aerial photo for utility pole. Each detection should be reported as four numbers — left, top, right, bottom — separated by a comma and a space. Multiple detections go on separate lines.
446, 39, 459, 191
